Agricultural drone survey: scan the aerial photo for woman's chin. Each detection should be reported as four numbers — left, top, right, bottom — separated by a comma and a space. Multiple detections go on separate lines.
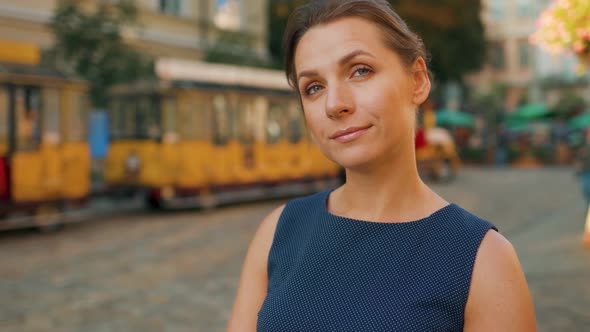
329, 150, 382, 171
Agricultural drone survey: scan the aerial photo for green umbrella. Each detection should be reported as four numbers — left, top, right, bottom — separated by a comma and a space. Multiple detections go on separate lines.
506, 119, 551, 133
568, 112, 590, 130
505, 120, 531, 133
508, 103, 552, 122
435, 109, 475, 128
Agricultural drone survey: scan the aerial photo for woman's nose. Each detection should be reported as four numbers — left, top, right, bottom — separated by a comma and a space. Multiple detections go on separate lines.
325, 83, 355, 119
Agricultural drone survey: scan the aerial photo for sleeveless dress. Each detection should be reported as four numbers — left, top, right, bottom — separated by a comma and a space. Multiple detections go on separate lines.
257, 189, 497, 332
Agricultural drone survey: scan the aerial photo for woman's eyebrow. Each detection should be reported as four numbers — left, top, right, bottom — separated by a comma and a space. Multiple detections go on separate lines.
297, 69, 319, 84
338, 49, 375, 66
297, 50, 375, 84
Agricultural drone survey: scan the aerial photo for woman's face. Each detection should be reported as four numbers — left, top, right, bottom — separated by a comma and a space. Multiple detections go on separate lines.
294, 17, 430, 170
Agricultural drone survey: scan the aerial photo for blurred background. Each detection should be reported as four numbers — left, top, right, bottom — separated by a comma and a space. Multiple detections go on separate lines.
0, 0, 588, 331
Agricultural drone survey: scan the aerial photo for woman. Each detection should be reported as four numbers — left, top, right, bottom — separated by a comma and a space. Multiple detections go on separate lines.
227, 1, 536, 331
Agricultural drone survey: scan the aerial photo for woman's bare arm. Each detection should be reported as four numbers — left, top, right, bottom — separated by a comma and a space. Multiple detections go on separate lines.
226, 205, 285, 332
464, 230, 537, 331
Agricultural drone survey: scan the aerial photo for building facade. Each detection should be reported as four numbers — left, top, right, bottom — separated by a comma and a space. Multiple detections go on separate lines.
0, 0, 269, 63
466, 0, 581, 109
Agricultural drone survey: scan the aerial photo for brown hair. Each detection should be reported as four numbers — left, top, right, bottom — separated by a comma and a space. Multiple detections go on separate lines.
283, 0, 430, 90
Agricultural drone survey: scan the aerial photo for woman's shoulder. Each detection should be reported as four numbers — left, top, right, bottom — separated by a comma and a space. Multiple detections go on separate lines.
448, 205, 535, 328
464, 225, 536, 330
427, 203, 499, 263
256, 204, 286, 245
252, 190, 329, 249
444, 203, 498, 232
287, 190, 329, 207
257, 191, 327, 243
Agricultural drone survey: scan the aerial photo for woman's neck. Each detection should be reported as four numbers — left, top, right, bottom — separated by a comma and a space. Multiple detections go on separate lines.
329, 150, 448, 223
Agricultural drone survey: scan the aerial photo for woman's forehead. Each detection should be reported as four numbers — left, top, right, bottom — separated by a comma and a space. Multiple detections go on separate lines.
294, 17, 395, 72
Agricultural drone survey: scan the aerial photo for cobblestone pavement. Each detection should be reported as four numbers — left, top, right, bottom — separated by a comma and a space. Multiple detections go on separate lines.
0, 167, 588, 332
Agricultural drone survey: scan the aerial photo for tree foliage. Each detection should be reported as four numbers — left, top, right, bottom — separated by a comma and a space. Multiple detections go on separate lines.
268, 0, 486, 83
204, 30, 274, 68
391, 0, 486, 82
44, 0, 154, 107
268, 0, 306, 69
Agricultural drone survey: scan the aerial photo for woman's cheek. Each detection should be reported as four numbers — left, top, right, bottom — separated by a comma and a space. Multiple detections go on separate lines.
304, 115, 322, 144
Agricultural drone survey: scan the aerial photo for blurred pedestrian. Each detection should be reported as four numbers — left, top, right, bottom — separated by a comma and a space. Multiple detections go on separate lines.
573, 129, 590, 205
496, 124, 509, 165
227, 1, 536, 331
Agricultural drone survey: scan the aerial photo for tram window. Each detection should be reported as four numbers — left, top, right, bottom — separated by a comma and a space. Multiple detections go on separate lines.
179, 93, 210, 141
64, 93, 88, 142
212, 94, 231, 146
42, 88, 61, 144
136, 96, 160, 140
0, 88, 8, 154
287, 100, 303, 144
162, 96, 177, 142
253, 96, 267, 142
15, 87, 41, 151
267, 102, 285, 145
237, 96, 257, 144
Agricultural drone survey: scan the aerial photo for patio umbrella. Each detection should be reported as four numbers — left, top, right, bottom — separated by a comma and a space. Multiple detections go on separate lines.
568, 112, 590, 130
506, 119, 551, 134
435, 109, 475, 128
508, 103, 552, 122
505, 121, 531, 134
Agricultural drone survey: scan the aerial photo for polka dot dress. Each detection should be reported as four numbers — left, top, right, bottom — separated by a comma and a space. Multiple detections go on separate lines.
257, 189, 497, 332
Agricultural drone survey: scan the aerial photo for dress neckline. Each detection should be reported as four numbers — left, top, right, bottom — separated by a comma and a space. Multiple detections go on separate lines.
321, 188, 456, 226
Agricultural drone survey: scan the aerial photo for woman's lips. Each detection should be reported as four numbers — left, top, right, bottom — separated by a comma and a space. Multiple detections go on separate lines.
330, 125, 372, 143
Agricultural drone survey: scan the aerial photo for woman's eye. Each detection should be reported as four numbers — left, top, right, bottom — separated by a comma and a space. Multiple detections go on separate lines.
352, 67, 371, 77
305, 85, 323, 95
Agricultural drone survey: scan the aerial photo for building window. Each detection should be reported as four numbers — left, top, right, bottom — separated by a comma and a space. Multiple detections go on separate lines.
214, 0, 242, 31
489, 42, 505, 70
159, 0, 182, 16
516, 0, 533, 17
518, 39, 530, 68
489, 0, 505, 21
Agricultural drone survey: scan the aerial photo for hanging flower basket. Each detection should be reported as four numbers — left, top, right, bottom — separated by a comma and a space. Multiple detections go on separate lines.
530, 0, 590, 73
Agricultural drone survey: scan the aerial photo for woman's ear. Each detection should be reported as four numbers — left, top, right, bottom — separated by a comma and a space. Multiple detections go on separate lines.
411, 57, 431, 105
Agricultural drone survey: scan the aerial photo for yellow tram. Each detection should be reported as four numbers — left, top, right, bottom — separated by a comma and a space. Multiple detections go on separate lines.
105, 59, 340, 208
0, 41, 90, 229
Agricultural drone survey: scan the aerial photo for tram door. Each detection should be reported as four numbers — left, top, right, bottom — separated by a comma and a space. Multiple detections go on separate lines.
177, 91, 211, 189
153, 94, 182, 186
264, 98, 291, 181
9, 85, 89, 203
60, 87, 90, 199
10, 86, 50, 202
286, 100, 309, 179
210, 93, 236, 185
234, 94, 264, 184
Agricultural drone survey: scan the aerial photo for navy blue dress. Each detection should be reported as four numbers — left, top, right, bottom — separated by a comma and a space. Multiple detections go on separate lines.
257, 189, 497, 331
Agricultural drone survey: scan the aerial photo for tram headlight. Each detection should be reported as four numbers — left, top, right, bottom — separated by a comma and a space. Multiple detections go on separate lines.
125, 152, 141, 175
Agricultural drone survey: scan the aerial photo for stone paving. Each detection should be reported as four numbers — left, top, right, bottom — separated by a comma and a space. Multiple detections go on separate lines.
0, 167, 588, 331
